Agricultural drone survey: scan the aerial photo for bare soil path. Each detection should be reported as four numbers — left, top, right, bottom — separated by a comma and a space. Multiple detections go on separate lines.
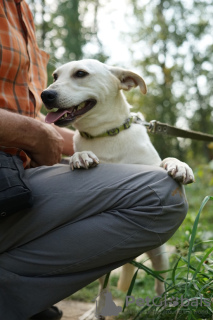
56, 300, 115, 320
56, 300, 93, 320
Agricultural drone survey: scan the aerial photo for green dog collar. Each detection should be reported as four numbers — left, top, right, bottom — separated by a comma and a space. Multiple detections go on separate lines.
80, 117, 133, 139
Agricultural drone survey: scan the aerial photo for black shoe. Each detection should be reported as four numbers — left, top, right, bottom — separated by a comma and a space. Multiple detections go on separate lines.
29, 306, 63, 320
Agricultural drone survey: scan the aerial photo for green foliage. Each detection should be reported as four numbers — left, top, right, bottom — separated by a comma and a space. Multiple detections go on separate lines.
70, 279, 99, 302
185, 164, 213, 217
126, 0, 213, 162
122, 196, 213, 320
26, 0, 108, 86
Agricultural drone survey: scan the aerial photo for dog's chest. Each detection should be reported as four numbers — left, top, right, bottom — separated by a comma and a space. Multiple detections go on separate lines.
74, 125, 161, 166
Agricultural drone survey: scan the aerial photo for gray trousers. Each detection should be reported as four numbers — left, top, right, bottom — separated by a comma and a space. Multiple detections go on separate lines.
0, 163, 188, 319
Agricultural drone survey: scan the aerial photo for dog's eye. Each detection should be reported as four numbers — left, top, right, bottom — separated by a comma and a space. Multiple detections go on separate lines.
74, 70, 89, 78
53, 74, 58, 82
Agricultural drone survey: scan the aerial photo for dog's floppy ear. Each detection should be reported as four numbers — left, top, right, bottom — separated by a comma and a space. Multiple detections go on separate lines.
108, 67, 147, 94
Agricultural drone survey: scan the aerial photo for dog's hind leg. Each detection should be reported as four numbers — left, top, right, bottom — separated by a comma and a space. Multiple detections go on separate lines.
117, 263, 135, 292
146, 244, 169, 295
117, 245, 169, 296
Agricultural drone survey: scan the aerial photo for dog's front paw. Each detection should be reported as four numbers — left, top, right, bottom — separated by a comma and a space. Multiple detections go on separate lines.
160, 157, 195, 185
69, 151, 99, 170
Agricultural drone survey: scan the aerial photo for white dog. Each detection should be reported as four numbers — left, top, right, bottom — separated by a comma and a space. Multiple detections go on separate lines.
42, 59, 194, 320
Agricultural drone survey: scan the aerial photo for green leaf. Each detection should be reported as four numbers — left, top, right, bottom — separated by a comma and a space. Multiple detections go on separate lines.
103, 272, 111, 289
123, 268, 139, 312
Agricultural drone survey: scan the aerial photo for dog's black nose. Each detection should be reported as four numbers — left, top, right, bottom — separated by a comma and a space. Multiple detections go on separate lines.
41, 90, 58, 107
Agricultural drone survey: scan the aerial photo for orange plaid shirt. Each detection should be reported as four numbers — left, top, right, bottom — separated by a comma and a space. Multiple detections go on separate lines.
0, 0, 49, 167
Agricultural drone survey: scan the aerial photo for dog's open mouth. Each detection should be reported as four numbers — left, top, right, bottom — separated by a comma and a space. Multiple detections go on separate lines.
45, 99, 97, 127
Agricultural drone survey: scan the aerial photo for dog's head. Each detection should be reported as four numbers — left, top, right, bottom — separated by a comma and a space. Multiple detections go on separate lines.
41, 59, 147, 127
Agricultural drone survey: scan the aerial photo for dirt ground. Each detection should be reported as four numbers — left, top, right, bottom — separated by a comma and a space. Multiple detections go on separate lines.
56, 300, 115, 320
56, 300, 93, 320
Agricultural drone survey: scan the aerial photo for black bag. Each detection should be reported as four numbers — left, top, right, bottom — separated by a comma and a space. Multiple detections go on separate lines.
0, 151, 33, 218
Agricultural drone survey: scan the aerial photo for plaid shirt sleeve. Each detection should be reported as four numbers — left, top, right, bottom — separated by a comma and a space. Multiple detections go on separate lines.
0, 0, 49, 117
0, 0, 50, 167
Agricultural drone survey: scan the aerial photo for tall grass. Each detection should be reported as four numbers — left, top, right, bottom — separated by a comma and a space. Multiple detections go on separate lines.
123, 196, 213, 320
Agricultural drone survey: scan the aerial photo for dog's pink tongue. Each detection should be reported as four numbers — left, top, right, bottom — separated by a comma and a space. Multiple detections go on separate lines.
45, 110, 69, 124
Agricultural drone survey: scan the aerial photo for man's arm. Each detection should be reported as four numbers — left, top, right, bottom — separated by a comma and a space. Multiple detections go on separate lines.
0, 109, 66, 167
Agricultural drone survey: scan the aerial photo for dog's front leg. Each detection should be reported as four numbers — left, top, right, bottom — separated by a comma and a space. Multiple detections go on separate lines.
79, 276, 107, 320
160, 157, 195, 185
69, 151, 99, 170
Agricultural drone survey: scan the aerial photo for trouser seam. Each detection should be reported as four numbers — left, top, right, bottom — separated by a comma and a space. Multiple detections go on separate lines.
148, 185, 162, 206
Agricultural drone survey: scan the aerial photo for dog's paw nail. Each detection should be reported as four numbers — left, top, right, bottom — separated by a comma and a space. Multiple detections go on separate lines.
85, 160, 89, 168
170, 169, 176, 176
185, 176, 195, 184
76, 162, 80, 169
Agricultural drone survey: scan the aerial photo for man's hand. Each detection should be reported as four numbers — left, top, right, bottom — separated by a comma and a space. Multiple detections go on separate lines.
38, 113, 75, 157
29, 121, 64, 167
